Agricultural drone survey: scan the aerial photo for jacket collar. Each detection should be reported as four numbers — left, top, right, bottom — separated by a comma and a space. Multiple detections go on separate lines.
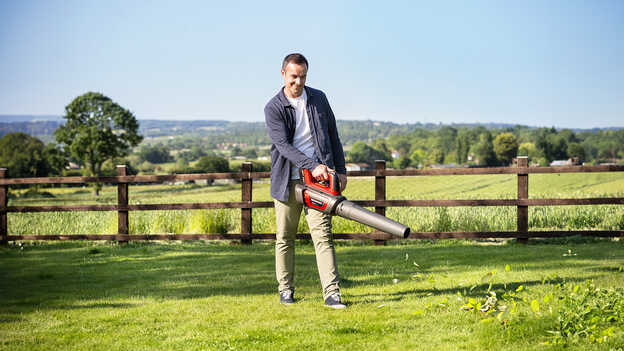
278, 86, 312, 108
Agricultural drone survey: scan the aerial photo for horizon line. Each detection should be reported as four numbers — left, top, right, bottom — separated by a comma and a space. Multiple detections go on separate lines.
1, 114, 622, 130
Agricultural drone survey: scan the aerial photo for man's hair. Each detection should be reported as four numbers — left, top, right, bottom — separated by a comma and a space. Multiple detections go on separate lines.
282, 53, 308, 71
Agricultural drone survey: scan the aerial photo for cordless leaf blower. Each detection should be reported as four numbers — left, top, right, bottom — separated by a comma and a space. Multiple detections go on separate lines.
294, 169, 411, 238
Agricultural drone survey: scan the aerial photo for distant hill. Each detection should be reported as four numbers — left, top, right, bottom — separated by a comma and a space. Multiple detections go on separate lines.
0, 115, 621, 145
0, 115, 63, 122
0, 120, 61, 143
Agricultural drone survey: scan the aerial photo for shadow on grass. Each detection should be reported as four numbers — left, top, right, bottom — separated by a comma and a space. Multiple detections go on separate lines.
0, 241, 621, 314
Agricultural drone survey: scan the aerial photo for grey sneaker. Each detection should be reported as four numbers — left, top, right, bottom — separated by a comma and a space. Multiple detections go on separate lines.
280, 290, 294, 305
324, 292, 346, 309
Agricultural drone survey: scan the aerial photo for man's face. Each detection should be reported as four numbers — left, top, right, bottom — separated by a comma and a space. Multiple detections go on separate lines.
281, 62, 307, 98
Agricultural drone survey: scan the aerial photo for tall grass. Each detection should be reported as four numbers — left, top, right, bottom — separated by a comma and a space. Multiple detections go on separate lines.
6, 173, 624, 236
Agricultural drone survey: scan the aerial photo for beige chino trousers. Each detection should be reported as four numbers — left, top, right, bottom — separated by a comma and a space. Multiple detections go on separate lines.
274, 181, 340, 299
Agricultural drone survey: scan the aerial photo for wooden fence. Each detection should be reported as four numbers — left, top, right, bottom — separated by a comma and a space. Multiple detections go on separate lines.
1, 157, 623, 245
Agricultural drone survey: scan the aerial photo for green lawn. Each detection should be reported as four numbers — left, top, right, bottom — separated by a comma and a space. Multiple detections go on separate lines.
1, 240, 623, 350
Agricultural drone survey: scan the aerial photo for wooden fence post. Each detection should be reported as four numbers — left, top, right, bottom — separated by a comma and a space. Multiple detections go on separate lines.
374, 160, 387, 245
0, 168, 7, 246
516, 157, 529, 244
117, 165, 129, 244
241, 162, 252, 245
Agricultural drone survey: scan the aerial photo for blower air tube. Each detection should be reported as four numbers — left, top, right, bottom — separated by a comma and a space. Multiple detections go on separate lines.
335, 200, 410, 239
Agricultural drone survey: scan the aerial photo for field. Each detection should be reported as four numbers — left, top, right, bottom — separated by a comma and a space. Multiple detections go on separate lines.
1, 240, 623, 350
7, 172, 624, 236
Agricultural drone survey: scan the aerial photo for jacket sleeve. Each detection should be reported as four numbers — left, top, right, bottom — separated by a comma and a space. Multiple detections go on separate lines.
324, 96, 347, 174
264, 102, 320, 171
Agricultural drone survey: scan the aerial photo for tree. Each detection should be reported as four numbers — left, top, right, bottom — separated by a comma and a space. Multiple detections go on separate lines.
138, 144, 173, 164
177, 146, 209, 163
455, 129, 472, 164
55, 92, 142, 195
518, 142, 541, 163
472, 131, 497, 166
242, 148, 258, 159
535, 128, 567, 162
394, 155, 411, 169
347, 141, 389, 165
373, 140, 392, 160
230, 146, 242, 157
493, 133, 519, 165
409, 148, 425, 168
567, 142, 585, 162
436, 126, 457, 155
0, 133, 63, 178
195, 156, 230, 173
428, 148, 445, 164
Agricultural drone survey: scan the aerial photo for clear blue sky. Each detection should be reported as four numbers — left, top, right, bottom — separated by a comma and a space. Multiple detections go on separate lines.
1, 0, 622, 128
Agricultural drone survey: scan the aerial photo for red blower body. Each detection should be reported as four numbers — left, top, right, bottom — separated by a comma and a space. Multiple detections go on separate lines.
294, 169, 410, 239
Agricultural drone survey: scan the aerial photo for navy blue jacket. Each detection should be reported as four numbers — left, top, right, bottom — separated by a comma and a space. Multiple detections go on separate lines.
264, 86, 346, 202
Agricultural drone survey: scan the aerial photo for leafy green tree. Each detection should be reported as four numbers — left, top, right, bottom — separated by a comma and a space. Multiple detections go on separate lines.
436, 126, 457, 156
177, 146, 209, 162
409, 148, 425, 168
347, 141, 389, 165
493, 132, 519, 165
55, 92, 142, 195
0, 133, 62, 178
372, 140, 392, 160
242, 148, 258, 159
455, 129, 472, 164
567, 142, 585, 162
390, 138, 411, 157
230, 146, 242, 157
138, 144, 173, 164
44, 143, 68, 176
428, 148, 445, 164
535, 128, 567, 162
598, 140, 619, 161
472, 131, 498, 166
394, 155, 411, 169
518, 142, 541, 163
195, 156, 229, 173
173, 158, 194, 174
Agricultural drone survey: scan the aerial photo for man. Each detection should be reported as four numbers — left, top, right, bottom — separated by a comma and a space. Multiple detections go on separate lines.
264, 53, 348, 309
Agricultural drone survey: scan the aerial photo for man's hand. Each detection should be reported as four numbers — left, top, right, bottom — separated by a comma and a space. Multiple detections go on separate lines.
311, 165, 346, 192
311, 164, 329, 181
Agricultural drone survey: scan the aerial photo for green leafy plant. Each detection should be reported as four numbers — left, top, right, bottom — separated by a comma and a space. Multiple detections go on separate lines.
546, 281, 624, 345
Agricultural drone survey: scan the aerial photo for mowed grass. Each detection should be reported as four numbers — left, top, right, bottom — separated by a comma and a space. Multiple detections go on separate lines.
1, 240, 623, 350
7, 172, 624, 235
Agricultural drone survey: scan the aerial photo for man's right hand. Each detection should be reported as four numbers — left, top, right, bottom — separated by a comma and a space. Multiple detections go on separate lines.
311, 164, 329, 181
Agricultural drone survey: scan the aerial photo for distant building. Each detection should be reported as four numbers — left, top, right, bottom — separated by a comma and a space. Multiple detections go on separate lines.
65, 162, 81, 170
550, 157, 580, 167
345, 163, 371, 171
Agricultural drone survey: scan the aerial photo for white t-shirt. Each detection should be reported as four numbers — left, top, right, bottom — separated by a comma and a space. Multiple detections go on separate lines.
286, 89, 315, 179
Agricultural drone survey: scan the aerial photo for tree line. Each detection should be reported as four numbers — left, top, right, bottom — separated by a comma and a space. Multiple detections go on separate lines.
347, 125, 624, 169
1, 92, 622, 193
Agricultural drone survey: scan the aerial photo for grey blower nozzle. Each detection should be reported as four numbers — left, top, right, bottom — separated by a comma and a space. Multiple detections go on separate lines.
335, 200, 410, 239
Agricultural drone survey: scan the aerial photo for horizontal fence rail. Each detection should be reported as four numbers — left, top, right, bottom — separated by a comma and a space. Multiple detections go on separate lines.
2, 165, 624, 186
1, 158, 623, 245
